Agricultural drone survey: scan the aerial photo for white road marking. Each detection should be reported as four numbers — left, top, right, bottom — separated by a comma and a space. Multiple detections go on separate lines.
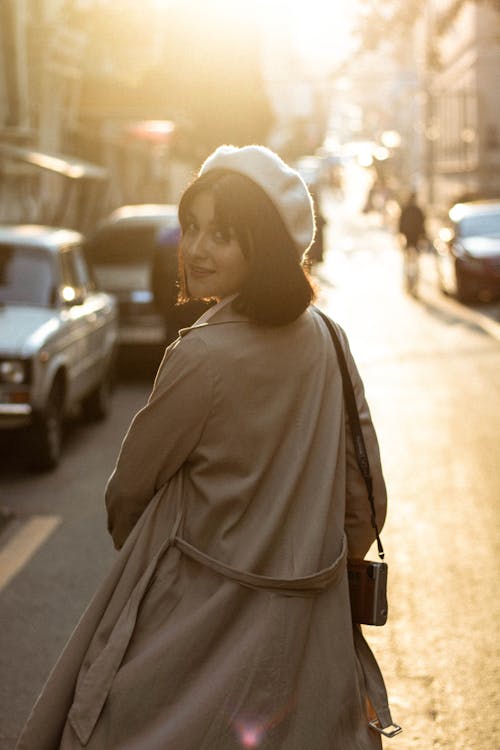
0, 515, 61, 591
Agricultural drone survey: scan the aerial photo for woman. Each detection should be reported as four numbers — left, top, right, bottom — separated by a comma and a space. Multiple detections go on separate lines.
17, 145, 395, 749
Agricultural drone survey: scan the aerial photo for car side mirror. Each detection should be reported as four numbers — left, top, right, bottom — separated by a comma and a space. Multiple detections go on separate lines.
60, 286, 85, 306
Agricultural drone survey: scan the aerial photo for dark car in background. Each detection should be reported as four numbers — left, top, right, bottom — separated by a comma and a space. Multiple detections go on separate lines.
433, 199, 500, 303
85, 204, 210, 349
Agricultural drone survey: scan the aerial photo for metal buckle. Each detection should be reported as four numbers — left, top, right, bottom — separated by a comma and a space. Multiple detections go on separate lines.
369, 719, 403, 738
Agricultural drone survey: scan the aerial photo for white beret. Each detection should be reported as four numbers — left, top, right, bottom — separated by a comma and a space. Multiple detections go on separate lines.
199, 144, 316, 259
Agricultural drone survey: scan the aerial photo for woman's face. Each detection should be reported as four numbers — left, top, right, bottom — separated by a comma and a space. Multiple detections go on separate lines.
181, 190, 249, 301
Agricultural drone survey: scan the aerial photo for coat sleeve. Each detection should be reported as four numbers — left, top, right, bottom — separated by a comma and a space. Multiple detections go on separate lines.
337, 326, 388, 558
105, 334, 214, 549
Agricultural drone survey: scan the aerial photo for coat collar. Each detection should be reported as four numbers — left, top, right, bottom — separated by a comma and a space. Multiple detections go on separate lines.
178, 297, 250, 337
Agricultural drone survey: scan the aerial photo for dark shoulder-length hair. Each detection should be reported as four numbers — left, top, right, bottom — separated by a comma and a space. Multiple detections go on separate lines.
177, 169, 316, 326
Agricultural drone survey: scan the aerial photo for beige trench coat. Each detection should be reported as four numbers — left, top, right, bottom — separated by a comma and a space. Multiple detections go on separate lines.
17, 303, 394, 750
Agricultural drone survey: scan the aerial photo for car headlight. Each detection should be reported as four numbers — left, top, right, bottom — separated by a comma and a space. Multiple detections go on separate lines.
0, 360, 28, 384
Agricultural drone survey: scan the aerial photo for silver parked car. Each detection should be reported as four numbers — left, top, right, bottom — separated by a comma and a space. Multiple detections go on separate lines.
0, 225, 118, 470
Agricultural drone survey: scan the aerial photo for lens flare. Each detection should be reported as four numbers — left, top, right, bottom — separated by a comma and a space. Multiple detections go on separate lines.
231, 692, 297, 746
235, 721, 265, 747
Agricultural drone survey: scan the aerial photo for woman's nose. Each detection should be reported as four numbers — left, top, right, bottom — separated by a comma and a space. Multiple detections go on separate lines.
187, 230, 209, 258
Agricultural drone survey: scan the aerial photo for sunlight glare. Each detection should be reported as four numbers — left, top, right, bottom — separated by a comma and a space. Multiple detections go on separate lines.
263, 0, 358, 69
151, 0, 358, 71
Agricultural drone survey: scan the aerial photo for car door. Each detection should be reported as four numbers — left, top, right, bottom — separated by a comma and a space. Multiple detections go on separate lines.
58, 244, 94, 403
72, 245, 117, 387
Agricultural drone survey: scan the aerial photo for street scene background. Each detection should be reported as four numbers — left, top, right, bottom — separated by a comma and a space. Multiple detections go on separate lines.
1, 1, 500, 748
1, 165, 499, 749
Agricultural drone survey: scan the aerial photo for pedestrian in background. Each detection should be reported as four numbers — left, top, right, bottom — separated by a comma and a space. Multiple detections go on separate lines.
398, 191, 427, 294
17, 145, 394, 750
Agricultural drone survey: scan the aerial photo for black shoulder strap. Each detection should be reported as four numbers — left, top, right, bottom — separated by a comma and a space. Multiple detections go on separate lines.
315, 308, 384, 560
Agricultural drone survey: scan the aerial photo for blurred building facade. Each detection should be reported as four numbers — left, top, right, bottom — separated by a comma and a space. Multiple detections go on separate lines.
283, 0, 500, 217
1, 0, 276, 228
0, 0, 109, 229
0, 0, 179, 230
422, 0, 500, 212
336, 51, 422, 191
261, 21, 330, 160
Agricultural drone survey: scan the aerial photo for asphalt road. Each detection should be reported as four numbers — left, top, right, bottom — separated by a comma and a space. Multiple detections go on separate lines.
316, 194, 500, 750
1, 191, 499, 749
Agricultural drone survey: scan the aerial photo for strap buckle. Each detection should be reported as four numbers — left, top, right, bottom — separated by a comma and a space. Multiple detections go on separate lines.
369, 719, 403, 738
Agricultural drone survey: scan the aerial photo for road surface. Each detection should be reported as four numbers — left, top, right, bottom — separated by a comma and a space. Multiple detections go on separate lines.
1, 182, 499, 749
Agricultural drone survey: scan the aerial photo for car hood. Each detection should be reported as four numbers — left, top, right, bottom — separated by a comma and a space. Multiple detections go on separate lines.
0, 306, 60, 356
461, 235, 500, 258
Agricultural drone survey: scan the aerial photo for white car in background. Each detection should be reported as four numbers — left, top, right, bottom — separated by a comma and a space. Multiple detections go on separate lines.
84, 205, 181, 347
0, 225, 118, 470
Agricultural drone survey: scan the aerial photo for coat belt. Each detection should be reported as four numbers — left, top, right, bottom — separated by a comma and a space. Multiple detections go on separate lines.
67, 510, 394, 745
175, 530, 347, 596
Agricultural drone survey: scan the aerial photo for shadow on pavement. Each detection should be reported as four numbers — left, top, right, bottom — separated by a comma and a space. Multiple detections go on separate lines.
0, 413, 92, 478
416, 294, 492, 337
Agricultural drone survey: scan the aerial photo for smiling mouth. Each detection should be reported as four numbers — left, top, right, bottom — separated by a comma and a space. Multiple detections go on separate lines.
189, 265, 214, 277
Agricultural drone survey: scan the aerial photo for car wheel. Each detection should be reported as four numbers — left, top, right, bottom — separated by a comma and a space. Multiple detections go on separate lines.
29, 383, 64, 471
81, 364, 114, 421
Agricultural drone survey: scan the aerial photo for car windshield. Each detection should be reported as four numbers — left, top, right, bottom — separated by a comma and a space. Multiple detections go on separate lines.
85, 225, 177, 265
458, 211, 500, 238
84, 223, 180, 292
0, 244, 55, 308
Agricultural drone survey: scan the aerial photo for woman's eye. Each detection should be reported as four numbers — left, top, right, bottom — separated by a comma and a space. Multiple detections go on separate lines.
212, 228, 232, 244
184, 222, 198, 235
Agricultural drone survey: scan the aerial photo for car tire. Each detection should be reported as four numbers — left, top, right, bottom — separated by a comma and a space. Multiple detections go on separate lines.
29, 382, 64, 471
81, 364, 114, 422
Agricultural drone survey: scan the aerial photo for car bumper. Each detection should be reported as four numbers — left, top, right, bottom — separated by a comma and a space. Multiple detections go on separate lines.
0, 403, 33, 428
458, 254, 500, 276
119, 325, 166, 345
0, 384, 33, 427
118, 309, 167, 345
457, 258, 500, 293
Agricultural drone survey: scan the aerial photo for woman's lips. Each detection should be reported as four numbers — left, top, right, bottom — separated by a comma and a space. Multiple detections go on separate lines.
189, 265, 214, 278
